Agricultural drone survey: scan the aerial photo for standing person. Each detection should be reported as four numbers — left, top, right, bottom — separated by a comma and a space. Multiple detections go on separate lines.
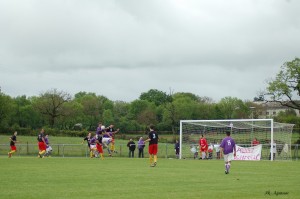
214, 142, 221, 159
269, 141, 277, 160
8, 131, 18, 158
251, 137, 260, 146
138, 137, 145, 158
174, 140, 180, 159
199, 134, 208, 160
220, 131, 236, 174
37, 129, 47, 158
127, 139, 136, 158
145, 124, 159, 167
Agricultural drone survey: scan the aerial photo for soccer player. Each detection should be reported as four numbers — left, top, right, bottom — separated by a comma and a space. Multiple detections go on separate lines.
44, 134, 52, 157
95, 122, 103, 136
145, 124, 159, 167
96, 134, 104, 160
8, 131, 18, 158
37, 129, 47, 158
89, 134, 97, 158
82, 132, 92, 148
199, 134, 208, 159
106, 124, 119, 154
220, 131, 236, 174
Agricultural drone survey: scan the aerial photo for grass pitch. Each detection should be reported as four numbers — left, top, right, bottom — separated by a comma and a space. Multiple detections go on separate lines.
0, 157, 299, 199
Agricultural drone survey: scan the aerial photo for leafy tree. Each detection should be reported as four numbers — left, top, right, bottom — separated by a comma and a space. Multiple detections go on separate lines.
137, 109, 157, 126
57, 101, 84, 130
266, 58, 300, 110
33, 89, 71, 127
0, 91, 13, 127
113, 101, 130, 124
74, 93, 107, 129
10, 96, 41, 128
218, 97, 244, 119
128, 100, 151, 119
139, 89, 172, 106
102, 109, 114, 126
11, 95, 31, 127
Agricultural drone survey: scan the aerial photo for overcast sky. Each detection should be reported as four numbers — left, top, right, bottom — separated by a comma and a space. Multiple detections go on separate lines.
0, 0, 299, 102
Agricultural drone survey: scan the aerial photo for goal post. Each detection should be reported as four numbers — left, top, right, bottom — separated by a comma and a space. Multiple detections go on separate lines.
179, 119, 294, 161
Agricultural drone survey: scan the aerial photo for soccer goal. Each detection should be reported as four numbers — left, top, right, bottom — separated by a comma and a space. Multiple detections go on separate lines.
179, 119, 294, 161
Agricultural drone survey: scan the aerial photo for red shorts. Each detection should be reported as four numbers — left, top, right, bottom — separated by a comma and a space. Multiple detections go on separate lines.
10, 145, 17, 151
38, 142, 46, 151
200, 146, 208, 152
148, 144, 158, 155
96, 143, 103, 153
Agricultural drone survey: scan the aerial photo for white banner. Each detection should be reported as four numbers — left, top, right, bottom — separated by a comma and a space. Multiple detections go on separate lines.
234, 144, 262, 161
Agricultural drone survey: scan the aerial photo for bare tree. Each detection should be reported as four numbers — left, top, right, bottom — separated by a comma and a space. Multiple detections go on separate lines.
34, 89, 71, 127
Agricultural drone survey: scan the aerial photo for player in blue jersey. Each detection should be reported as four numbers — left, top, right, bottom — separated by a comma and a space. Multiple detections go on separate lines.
220, 131, 236, 174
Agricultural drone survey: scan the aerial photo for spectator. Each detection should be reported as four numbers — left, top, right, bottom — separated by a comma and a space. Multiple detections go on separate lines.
138, 137, 145, 158
269, 141, 277, 160
208, 143, 213, 159
251, 137, 260, 146
174, 140, 180, 159
127, 139, 136, 158
214, 142, 221, 159
190, 145, 198, 159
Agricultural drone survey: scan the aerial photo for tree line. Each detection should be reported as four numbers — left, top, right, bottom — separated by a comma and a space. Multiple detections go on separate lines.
0, 58, 299, 138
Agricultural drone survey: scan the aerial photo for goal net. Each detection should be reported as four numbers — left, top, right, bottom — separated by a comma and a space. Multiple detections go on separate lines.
179, 119, 294, 161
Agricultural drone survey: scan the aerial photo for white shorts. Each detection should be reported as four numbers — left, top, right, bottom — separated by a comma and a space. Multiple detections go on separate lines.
102, 137, 112, 145
224, 153, 234, 162
90, 144, 96, 150
46, 146, 52, 152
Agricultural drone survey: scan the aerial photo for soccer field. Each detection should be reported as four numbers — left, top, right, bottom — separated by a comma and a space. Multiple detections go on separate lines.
0, 157, 299, 199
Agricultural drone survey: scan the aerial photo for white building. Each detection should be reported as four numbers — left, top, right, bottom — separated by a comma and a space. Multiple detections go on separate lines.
253, 101, 300, 118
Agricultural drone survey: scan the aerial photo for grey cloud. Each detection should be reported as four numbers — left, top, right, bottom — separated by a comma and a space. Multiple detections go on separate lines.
0, 0, 299, 101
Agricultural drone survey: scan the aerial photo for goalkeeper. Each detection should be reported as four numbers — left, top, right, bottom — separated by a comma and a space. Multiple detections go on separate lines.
199, 134, 208, 159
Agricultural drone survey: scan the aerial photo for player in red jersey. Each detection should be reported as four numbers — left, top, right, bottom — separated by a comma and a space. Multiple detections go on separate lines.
96, 134, 104, 160
37, 129, 47, 158
8, 131, 18, 158
199, 134, 208, 160
145, 124, 159, 167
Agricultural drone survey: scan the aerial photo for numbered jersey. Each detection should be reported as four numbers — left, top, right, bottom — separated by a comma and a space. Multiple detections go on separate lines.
148, 131, 158, 145
220, 137, 236, 155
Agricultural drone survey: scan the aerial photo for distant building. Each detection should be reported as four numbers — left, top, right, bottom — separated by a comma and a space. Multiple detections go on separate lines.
253, 101, 300, 118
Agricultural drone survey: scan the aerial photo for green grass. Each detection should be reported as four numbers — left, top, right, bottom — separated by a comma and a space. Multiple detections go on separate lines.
0, 157, 299, 199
